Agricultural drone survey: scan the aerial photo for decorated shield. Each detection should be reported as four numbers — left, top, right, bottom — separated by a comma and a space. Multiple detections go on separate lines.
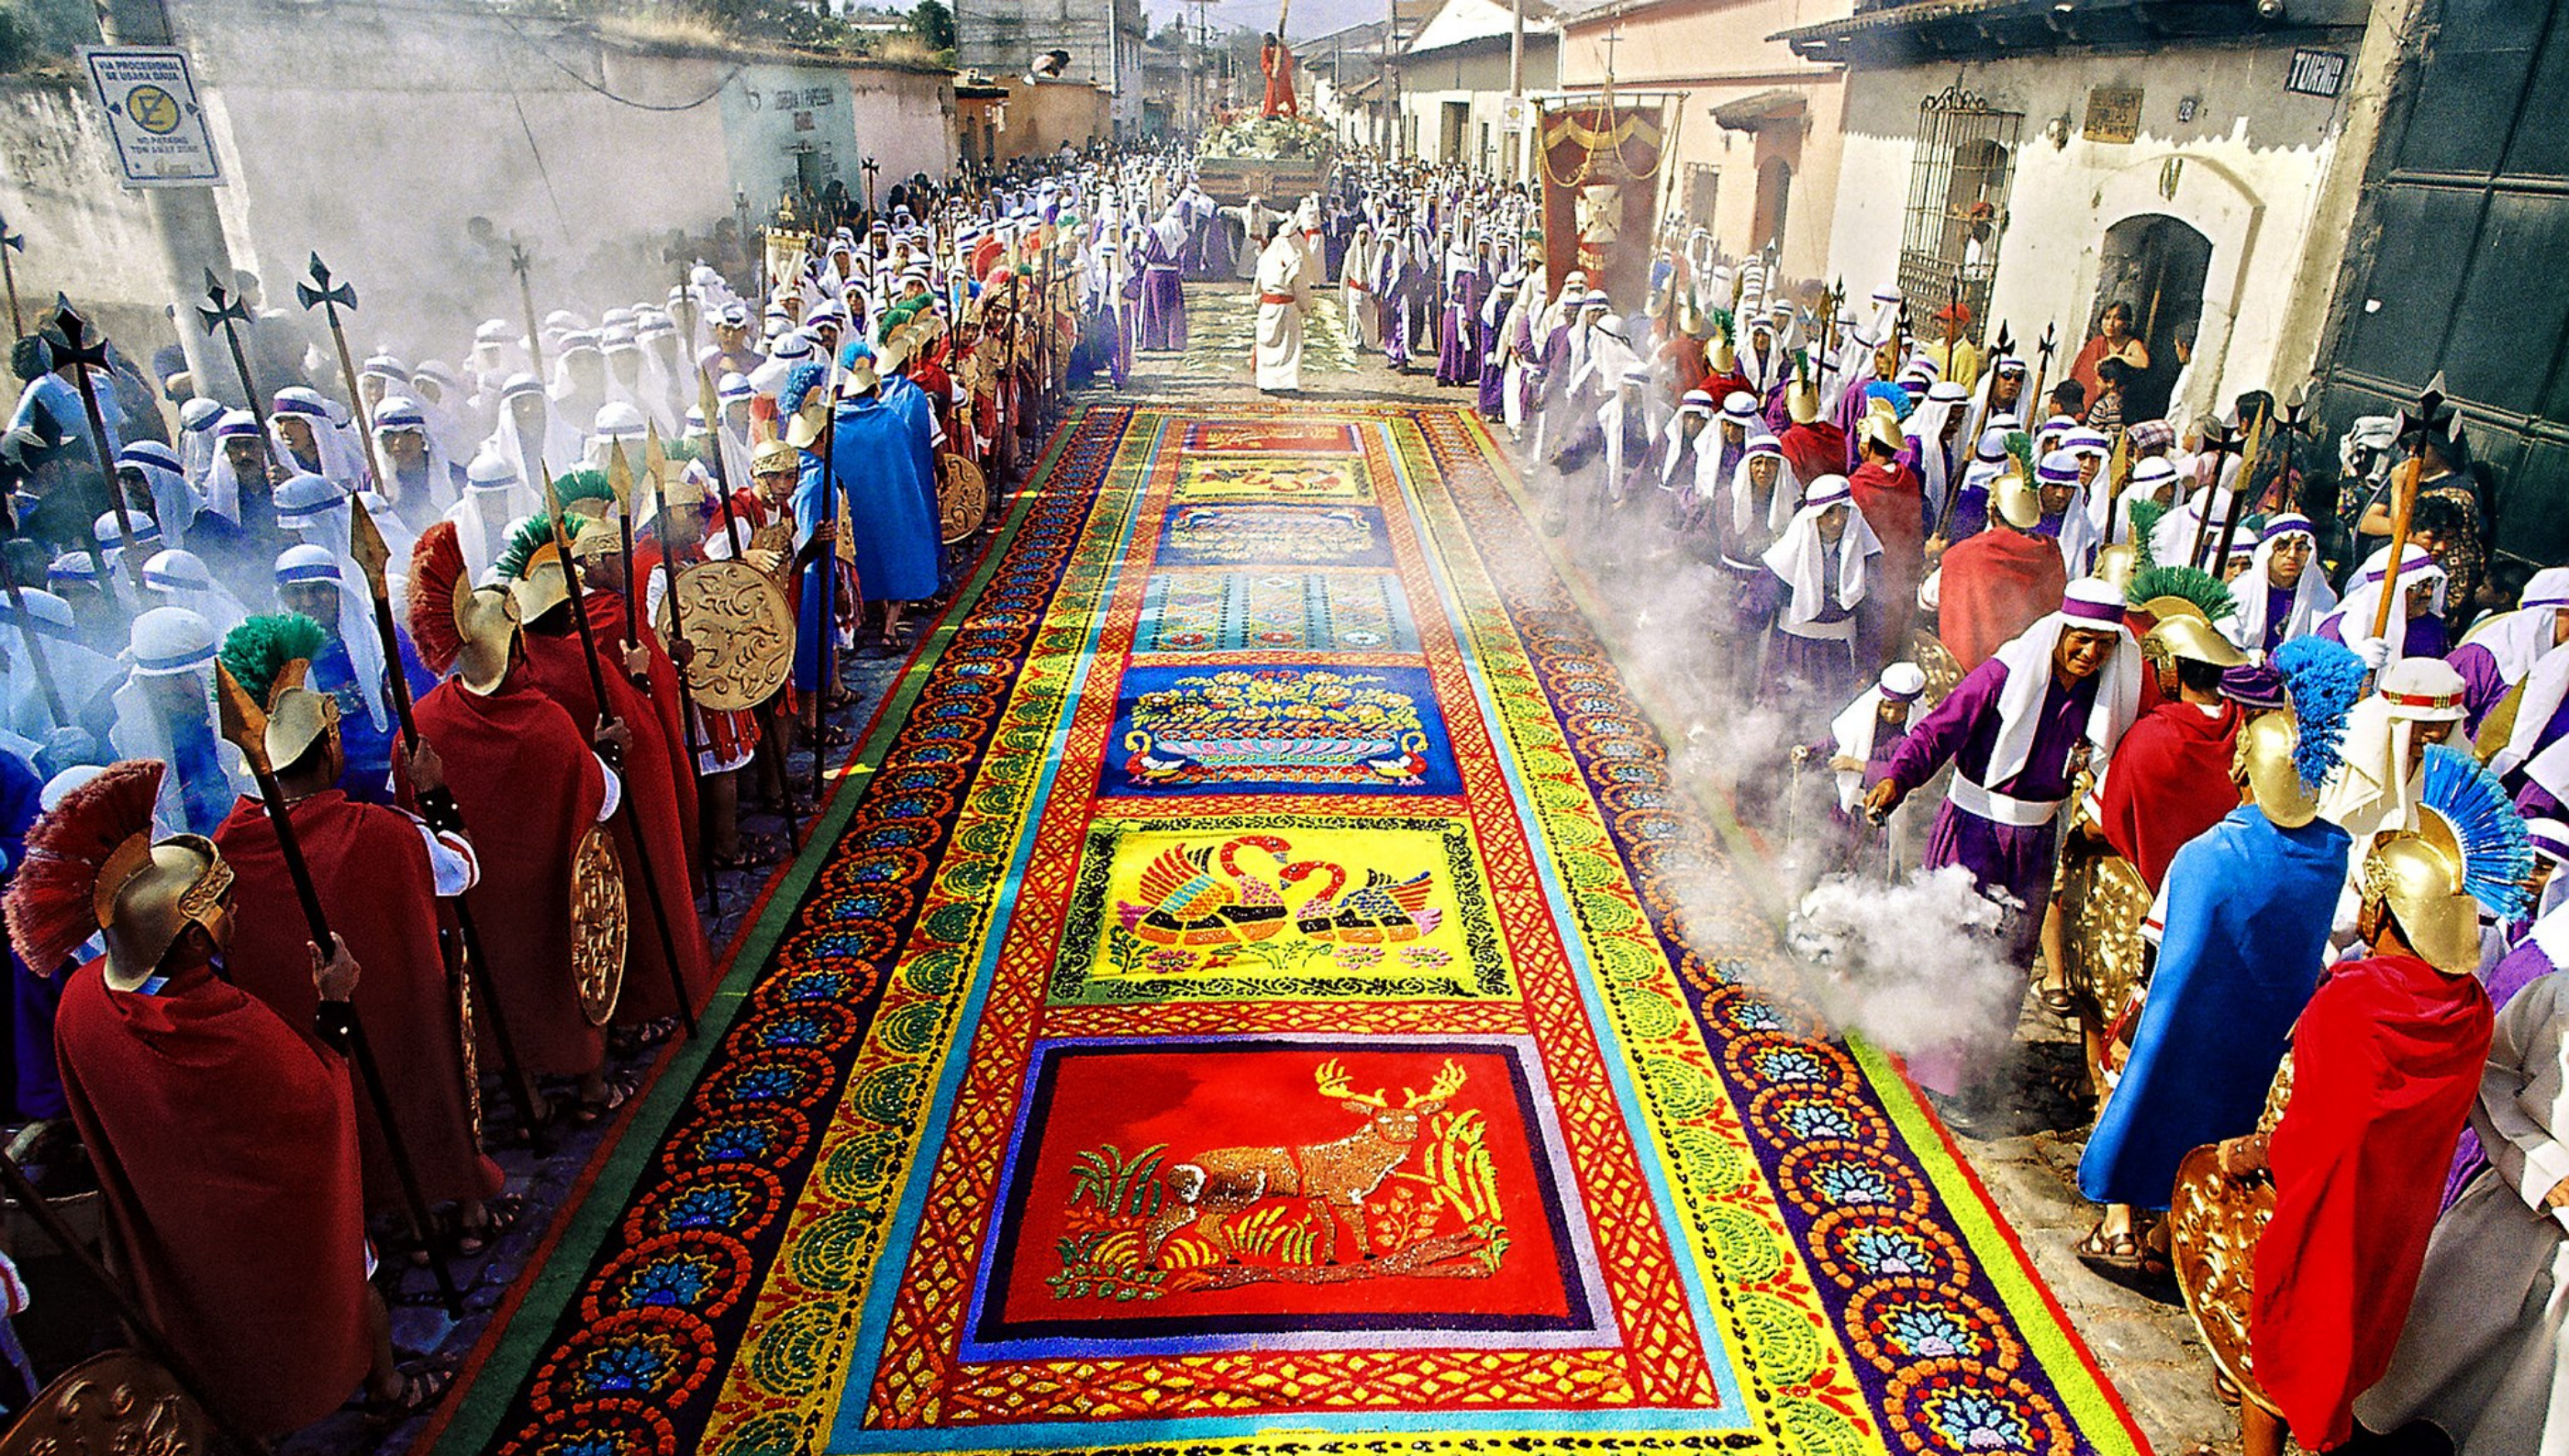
2058, 847, 2152, 1044
1909, 629, 1963, 709
939, 451, 987, 544
653, 558, 795, 711
571, 825, 628, 1027
2168, 1143, 2279, 1416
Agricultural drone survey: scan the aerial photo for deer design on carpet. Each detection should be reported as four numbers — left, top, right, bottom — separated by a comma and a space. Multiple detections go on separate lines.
1140, 1058, 1468, 1267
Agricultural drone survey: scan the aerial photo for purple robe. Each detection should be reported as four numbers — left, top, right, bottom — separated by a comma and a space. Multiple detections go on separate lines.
2443, 935, 2559, 1206
2448, 639, 2513, 734
1437, 271, 1485, 385
1884, 656, 2098, 1092
2317, 608, 2447, 661
1742, 554, 1863, 717
1476, 311, 1508, 419
1138, 229, 1187, 352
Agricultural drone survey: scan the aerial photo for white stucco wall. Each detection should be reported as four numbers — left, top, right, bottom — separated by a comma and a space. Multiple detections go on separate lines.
1819, 39, 2363, 420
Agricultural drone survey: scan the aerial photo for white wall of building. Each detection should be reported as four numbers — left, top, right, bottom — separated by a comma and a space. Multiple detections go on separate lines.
1821, 41, 2360, 422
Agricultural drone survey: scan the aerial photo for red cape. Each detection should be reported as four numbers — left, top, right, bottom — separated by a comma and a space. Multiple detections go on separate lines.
1780, 420, 1848, 485
587, 586, 704, 886
215, 791, 503, 1212
1850, 460, 1927, 652
2252, 954, 2492, 1450
56, 959, 373, 1434
1936, 527, 2068, 672
517, 623, 714, 1025
2094, 700, 2241, 889
414, 674, 609, 1076
1698, 364, 1754, 407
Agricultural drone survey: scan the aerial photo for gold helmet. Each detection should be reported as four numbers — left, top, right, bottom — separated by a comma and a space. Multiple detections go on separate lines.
784, 383, 834, 451
261, 662, 341, 774
1990, 470, 2042, 531
1708, 331, 1737, 374
566, 512, 621, 564
2362, 815, 2481, 975
2236, 711, 2319, 829
2090, 544, 2140, 595
751, 439, 800, 478
453, 583, 520, 696
1785, 372, 1823, 426
4, 761, 233, 988
2143, 612, 2247, 670
1858, 402, 1906, 458
509, 538, 573, 621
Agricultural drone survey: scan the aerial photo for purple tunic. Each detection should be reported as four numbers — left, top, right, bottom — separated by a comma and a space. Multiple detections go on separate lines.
1743, 556, 1863, 716
2443, 935, 2558, 1206
1885, 655, 2096, 944
1137, 230, 1187, 352
2448, 639, 2511, 733
1437, 271, 1485, 385
1883, 656, 2097, 1092
2316, 608, 2447, 661
1476, 313, 1508, 419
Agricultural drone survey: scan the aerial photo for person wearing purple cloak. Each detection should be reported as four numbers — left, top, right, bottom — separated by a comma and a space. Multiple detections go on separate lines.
1376, 216, 1429, 371
1865, 579, 2143, 1100
2450, 566, 2569, 733
1436, 247, 1486, 387
1740, 477, 1880, 731
1477, 272, 1519, 420
2445, 817, 2569, 1208
1796, 662, 1929, 873
1136, 206, 1189, 353
2317, 540, 2449, 667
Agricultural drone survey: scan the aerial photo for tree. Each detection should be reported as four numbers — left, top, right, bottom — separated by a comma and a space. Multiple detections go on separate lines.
908, 0, 955, 52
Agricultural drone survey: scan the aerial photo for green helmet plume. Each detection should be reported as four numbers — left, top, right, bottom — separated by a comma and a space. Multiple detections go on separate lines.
218, 612, 332, 707
2125, 564, 2238, 622
493, 515, 564, 583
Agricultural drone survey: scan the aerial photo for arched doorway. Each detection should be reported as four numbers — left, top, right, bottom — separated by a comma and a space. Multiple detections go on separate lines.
1752, 156, 1792, 253
2092, 214, 2212, 423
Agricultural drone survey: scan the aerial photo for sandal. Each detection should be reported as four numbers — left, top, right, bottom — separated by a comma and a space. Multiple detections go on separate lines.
713, 833, 786, 871
453, 1193, 527, 1257
569, 1068, 644, 1126
2074, 1222, 2141, 1274
2036, 984, 2080, 1017
363, 1362, 456, 1420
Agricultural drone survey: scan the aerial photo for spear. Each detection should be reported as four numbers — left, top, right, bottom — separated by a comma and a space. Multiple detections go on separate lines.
197, 270, 272, 444
0, 212, 23, 338
2369, 372, 2451, 644
210, 661, 465, 1318
509, 239, 547, 383
640, 425, 723, 915
0, 455, 68, 728
46, 302, 144, 594
2028, 323, 2058, 429
2188, 414, 2249, 569
2209, 404, 2272, 577
347, 496, 548, 1144
296, 253, 383, 494
807, 370, 841, 812
542, 466, 698, 1038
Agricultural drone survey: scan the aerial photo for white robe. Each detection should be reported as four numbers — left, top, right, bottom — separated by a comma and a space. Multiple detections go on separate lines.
1252, 233, 1311, 393
2357, 972, 2569, 1454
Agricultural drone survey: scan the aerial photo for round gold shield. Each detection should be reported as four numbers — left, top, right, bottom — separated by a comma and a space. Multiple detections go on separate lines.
939, 451, 987, 544
572, 825, 628, 1027
652, 559, 795, 712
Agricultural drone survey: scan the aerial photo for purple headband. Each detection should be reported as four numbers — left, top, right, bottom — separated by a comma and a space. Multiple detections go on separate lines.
2062, 593, 2127, 625
2533, 825, 2569, 862
2220, 662, 2288, 710
2262, 514, 2314, 542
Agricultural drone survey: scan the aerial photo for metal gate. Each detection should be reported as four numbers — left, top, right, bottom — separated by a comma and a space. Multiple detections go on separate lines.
1896, 87, 2022, 344
2313, 0, 2569, 572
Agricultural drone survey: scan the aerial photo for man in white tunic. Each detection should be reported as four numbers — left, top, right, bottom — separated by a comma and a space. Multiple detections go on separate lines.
2357, 970, 2569, 1453
1253, 219, 1314, 395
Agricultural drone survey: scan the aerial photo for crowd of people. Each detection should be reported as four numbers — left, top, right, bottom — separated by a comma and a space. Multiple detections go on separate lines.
0, 151, 1110, 1433
5, 128, 2566, 1456
1341, 162, 2556, 1456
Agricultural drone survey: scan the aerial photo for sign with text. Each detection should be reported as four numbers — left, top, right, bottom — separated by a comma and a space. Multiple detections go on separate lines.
81, 46, 223, 187
2285, 49, 2349, 97
2083, 86, 2143, 144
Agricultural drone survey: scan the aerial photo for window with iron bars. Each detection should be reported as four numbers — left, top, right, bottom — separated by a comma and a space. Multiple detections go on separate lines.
1897, 88, 2021, 345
